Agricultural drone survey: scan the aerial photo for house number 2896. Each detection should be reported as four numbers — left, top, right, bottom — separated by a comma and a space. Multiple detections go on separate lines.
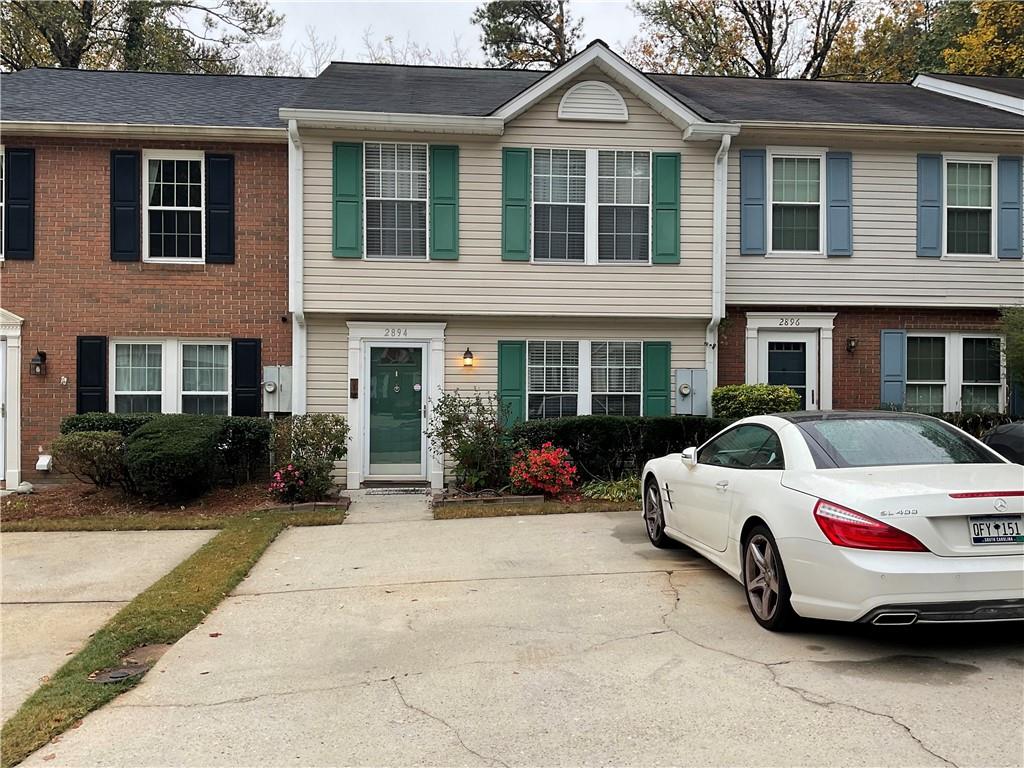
778, 318, 801, 327
383, 328, 408, 337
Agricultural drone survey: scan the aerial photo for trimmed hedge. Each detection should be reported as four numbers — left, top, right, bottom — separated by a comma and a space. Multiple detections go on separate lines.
51, 431, 128, 490
60, 413, 156, 437
124, 415, 222, 501
509, 415, 732, 481
712, 384, 802, 419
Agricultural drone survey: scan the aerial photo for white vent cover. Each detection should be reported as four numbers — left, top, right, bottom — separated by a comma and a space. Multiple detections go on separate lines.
557, 81, 628, 122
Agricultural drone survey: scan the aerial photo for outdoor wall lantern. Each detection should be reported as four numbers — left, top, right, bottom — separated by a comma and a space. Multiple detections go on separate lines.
846, 337, 858, 353
30, 350, 48, 376
462, 348, 475, 367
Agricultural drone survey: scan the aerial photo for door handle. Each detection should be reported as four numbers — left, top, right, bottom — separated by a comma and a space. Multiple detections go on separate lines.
715, 480, 730, 492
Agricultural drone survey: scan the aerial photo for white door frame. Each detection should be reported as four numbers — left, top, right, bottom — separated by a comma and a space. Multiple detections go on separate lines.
362, 340, 429, 480
744, 312, 835, 411
0, 308, 25, 488
757, 331, 819, 409
346, 322, 445, 489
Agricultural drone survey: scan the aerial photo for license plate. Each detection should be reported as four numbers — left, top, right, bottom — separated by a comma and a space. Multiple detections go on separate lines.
969, 515, 1024, 545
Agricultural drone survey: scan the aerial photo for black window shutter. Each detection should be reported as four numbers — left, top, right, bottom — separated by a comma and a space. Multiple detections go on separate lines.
110, 150, 141, 261
206, 154, 235, 264
4, 148, 35, 260
231, 338, 261, 416
76, 336, 108, 413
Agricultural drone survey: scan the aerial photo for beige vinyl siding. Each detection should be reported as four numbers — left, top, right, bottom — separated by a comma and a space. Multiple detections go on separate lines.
302, 69, 713, 319
305, 313, 707, 486
726, 131, 1024, 307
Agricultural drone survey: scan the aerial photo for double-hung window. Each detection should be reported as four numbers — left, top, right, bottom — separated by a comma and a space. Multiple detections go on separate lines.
533, 149, 586, 262
597, 151, 650, 263
944, 158, 994, 256
143, 150, 204, 261
527, 340, 579, 418
591, 341, 642, 415
181, 343, 230, 415
0, 145, 5, 259
769, 150, 824, 253
905, 333, 1003, 414
113, 343, 163, 414
364, 142, 428, 259
110, 339, 230, 415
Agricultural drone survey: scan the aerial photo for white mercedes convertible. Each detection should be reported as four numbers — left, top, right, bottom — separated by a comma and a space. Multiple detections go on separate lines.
641, 411, 1024, 631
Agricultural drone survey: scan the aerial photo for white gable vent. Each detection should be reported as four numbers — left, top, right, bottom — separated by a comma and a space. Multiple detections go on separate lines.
557, 81, 628, 122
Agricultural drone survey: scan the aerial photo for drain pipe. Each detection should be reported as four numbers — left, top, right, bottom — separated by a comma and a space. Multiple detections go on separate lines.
705, 133, 731, 416
288, 119, 307, 415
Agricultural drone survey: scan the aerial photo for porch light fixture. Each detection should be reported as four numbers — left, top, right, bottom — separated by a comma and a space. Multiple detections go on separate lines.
29, 351, 47, 376
846, 337, 858, 353
462, 348, 475, 367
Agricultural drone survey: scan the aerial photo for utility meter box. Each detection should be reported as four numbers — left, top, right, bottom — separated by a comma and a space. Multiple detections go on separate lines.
262, 365, 292, 414
674, 368, 708, 416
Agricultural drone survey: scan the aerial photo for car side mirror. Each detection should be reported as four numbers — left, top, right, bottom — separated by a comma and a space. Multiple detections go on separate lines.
681, 447, 697, 468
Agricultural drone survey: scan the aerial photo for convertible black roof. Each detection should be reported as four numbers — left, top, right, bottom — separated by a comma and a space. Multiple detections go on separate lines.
774, 410, 937, 423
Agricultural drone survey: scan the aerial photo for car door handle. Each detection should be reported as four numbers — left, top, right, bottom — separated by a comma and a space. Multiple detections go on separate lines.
715, 480, 730, 492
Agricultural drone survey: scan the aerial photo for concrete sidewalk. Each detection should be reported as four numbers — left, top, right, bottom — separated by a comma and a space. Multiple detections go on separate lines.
343, 488, 433, 524
21, 513, 1024, 767
1, 530, 215, 720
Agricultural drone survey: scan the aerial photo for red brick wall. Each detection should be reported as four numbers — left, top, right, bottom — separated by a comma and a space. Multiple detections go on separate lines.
718, 306, 1001, 409
1, 137, 291, 479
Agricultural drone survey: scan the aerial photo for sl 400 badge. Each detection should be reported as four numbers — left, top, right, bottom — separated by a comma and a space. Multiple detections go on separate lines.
880, 508, 919, 517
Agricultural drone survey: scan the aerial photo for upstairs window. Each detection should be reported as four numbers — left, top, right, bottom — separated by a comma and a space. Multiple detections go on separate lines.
598, 151, 650, 263
945, 159, 993, 256
533, 149, 586, 262
143, 151, 204, 261
365, 142, 427, 259
769, 151, 823, 253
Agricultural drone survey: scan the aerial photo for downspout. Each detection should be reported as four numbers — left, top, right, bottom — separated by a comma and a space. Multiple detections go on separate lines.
288, 119, 307, 415
705, 133, 731, 416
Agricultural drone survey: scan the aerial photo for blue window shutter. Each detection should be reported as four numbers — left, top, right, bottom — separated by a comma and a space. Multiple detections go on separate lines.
206, 154, 235, 264
740, 149, 766, 256
110, 150, 140, 262
916, 154, 942, 258
497, 341, 526, 426
997, 156, 1022, 259
880, 330, 907, 410
5, 148, 35, 260
825, 151, 852, 256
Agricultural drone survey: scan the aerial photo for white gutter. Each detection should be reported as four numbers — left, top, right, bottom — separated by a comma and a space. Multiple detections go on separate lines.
705, 132, 732, 416
287, 119, 307, 415
912, 75, 1024, 117
735, 120, 1022, 136
0, 120, 287, 143
279, 108, 505, 136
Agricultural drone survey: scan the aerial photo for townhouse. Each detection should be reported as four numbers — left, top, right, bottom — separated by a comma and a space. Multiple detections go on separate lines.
0, 68, 306, 487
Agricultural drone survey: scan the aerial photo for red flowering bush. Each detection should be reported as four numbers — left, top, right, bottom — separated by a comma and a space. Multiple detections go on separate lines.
269, 463, 307, 503
509, 442, 577, 498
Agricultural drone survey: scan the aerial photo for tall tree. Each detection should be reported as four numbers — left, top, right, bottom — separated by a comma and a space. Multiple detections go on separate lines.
471, 0, 582, 69
0, 0, 282, 73
943, 0, 1024, 77
629, 0, 857, 78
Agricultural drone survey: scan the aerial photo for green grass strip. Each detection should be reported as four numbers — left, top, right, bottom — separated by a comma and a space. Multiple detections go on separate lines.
0, 510, 342, 767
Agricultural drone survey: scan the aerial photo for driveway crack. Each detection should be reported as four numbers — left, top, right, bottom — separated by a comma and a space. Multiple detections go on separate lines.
390, 678, 509, 768
658, 571, 959, 768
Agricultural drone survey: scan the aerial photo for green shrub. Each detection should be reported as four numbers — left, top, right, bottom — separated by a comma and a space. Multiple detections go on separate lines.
933, 411, 1013, 438
272, 414, 349, 499
425, 391, 512, 491
509, 415, 732, 480
124, 415, 221, 501
51, 431, 129, 490
580, 476, 641, 504
712, 384, 802, 419
218, 417, 273, 484
60, 412, 156, 437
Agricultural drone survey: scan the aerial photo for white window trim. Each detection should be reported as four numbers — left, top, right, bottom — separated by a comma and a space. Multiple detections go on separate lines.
766, 146, 827, 257
906, 331, 1005, 413
524, 339, 645, 420
362, 141, 430, 262
108, 338, 230, 415
1, 143, 5, 261
942, 154, 997, 259
142, 149, 206, 264
530, 147, 653, 266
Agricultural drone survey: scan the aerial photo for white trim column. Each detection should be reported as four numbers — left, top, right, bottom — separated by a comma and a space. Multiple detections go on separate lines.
744, 312, 836, 411
1, 309, 25, 488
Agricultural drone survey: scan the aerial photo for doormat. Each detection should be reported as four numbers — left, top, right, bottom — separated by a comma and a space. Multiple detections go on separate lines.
364, 488, 430, 496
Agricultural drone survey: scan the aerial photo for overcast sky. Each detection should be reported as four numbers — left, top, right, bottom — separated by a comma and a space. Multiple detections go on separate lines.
269, 1, 639, 66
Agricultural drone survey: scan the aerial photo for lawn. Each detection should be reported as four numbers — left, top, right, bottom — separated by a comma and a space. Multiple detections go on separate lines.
0, 507, 344, 767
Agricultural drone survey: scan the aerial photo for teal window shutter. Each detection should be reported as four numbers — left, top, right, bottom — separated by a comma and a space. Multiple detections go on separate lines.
880, 330, 907, 409
497, 341, 526, 426
740, 149, 767, 255
332, 142, 362, 258
501, 148, 531, 261
997, 155, 1022, 259
651, 153, 681, 264
643, 341, 671, 416
430, 145, 459, 260
825, 151, 852, 257
916, 154, 942, 258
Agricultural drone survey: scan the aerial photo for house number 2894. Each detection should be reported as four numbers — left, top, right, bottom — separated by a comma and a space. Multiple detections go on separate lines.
383, 328, 408, 337
778, 317, 801, 327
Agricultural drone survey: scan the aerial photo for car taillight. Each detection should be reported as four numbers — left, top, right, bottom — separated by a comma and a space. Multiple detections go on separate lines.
813, 499, 928, 552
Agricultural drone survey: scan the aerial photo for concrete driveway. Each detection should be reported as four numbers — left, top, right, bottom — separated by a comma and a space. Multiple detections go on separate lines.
22, 512, 1024, 767
1, 530, 215, 720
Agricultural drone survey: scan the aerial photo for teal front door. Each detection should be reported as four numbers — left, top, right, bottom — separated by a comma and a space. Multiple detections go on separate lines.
368, 346, 424, 476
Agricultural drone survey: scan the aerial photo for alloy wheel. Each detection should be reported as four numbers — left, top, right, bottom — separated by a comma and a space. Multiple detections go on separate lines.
644, 485, 664, 540
744, 534, 780, 621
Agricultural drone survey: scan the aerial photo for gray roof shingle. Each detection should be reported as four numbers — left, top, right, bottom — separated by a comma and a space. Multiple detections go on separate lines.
924, 73, 1024, 99
0, 67, 307, 128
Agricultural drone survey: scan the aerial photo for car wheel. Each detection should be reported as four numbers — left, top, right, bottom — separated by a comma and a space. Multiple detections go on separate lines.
644, 481, 675, 549
742, 525, 797, 632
